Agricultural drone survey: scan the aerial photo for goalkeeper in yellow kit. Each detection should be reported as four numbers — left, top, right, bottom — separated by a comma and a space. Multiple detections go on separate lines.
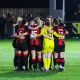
37, 18, 63, 72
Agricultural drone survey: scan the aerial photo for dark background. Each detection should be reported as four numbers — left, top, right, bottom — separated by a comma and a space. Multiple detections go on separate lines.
0, 0, 80, 21
56, 0, 63, 10
65, 0, 80, 21
0, 0, 49, 8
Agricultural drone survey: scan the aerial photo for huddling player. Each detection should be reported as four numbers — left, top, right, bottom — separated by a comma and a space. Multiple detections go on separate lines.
12, 16, 68, 72
53, 17, 68, 71
12, 18, 29, 71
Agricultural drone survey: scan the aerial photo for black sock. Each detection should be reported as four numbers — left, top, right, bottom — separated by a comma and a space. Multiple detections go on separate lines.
32, 59, 36, 70
60, 58, 65, 67
38, 58, 42, 69
22, 55, 28, 69
29, 54, 32, 69
14, 55, 18, 67
16, 54, 22, 69
54, 58, 60, 68
57, 58, 60, 66
54, 59, 57, 68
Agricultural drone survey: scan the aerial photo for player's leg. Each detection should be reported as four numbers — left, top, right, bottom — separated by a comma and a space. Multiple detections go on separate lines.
20, 39, 29, 71
48, 40, 54, 70
42, 40, 50, 71
12, 39, 18, 69
59, 52, 65, 71
29, 52, 32, 70
31, 49, 36, 71
54, 52, 60, 69
58, 45, 65, 71
47, 52, 52, 70
53, 45, 60, 69
22, 50, 28, 71
37, 51, 43, 70
28, 45, 32, 70
14, 49, 18, 69
36, 45, 43, 71
42, 53, 47, 71
15, 50, 22, 70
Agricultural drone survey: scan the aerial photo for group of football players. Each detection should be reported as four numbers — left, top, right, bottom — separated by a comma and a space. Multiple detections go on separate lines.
12, 16, 68, 72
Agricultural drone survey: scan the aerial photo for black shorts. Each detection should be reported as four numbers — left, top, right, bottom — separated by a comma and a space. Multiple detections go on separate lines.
12, 39, 18, 48
16, 40, 28, 51
54, 44, 65, 53
30, 44, 42, 51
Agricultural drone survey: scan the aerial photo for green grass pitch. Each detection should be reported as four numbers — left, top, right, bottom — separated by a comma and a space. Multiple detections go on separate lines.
0, 39, 80, 80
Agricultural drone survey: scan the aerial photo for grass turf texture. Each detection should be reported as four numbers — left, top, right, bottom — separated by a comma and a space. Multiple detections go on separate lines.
0, 39, 80, 80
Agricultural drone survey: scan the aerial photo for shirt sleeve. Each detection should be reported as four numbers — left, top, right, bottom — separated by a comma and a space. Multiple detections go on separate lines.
24, 26, 29, 34
37, 27, 45, 37
15, 25, 18, 33
53, 31, 62, 38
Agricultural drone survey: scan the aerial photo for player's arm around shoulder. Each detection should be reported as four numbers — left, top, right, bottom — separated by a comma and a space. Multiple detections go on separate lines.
36, 25, 46, 37
53, 31, 62, 38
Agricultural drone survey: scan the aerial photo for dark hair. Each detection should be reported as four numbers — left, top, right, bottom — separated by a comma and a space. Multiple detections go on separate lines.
59, 23, 64, 27
53, 18, 58, 25
45, 19, 50, 26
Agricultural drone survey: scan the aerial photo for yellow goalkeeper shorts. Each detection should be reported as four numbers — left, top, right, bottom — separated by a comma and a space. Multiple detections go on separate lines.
42, 38, 54, 54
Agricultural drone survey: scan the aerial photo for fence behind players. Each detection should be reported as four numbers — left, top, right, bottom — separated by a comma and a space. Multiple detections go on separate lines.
0, 8, 49, 17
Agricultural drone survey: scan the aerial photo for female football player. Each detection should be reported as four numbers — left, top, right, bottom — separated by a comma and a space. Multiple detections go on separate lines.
37, 17, 63, 72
